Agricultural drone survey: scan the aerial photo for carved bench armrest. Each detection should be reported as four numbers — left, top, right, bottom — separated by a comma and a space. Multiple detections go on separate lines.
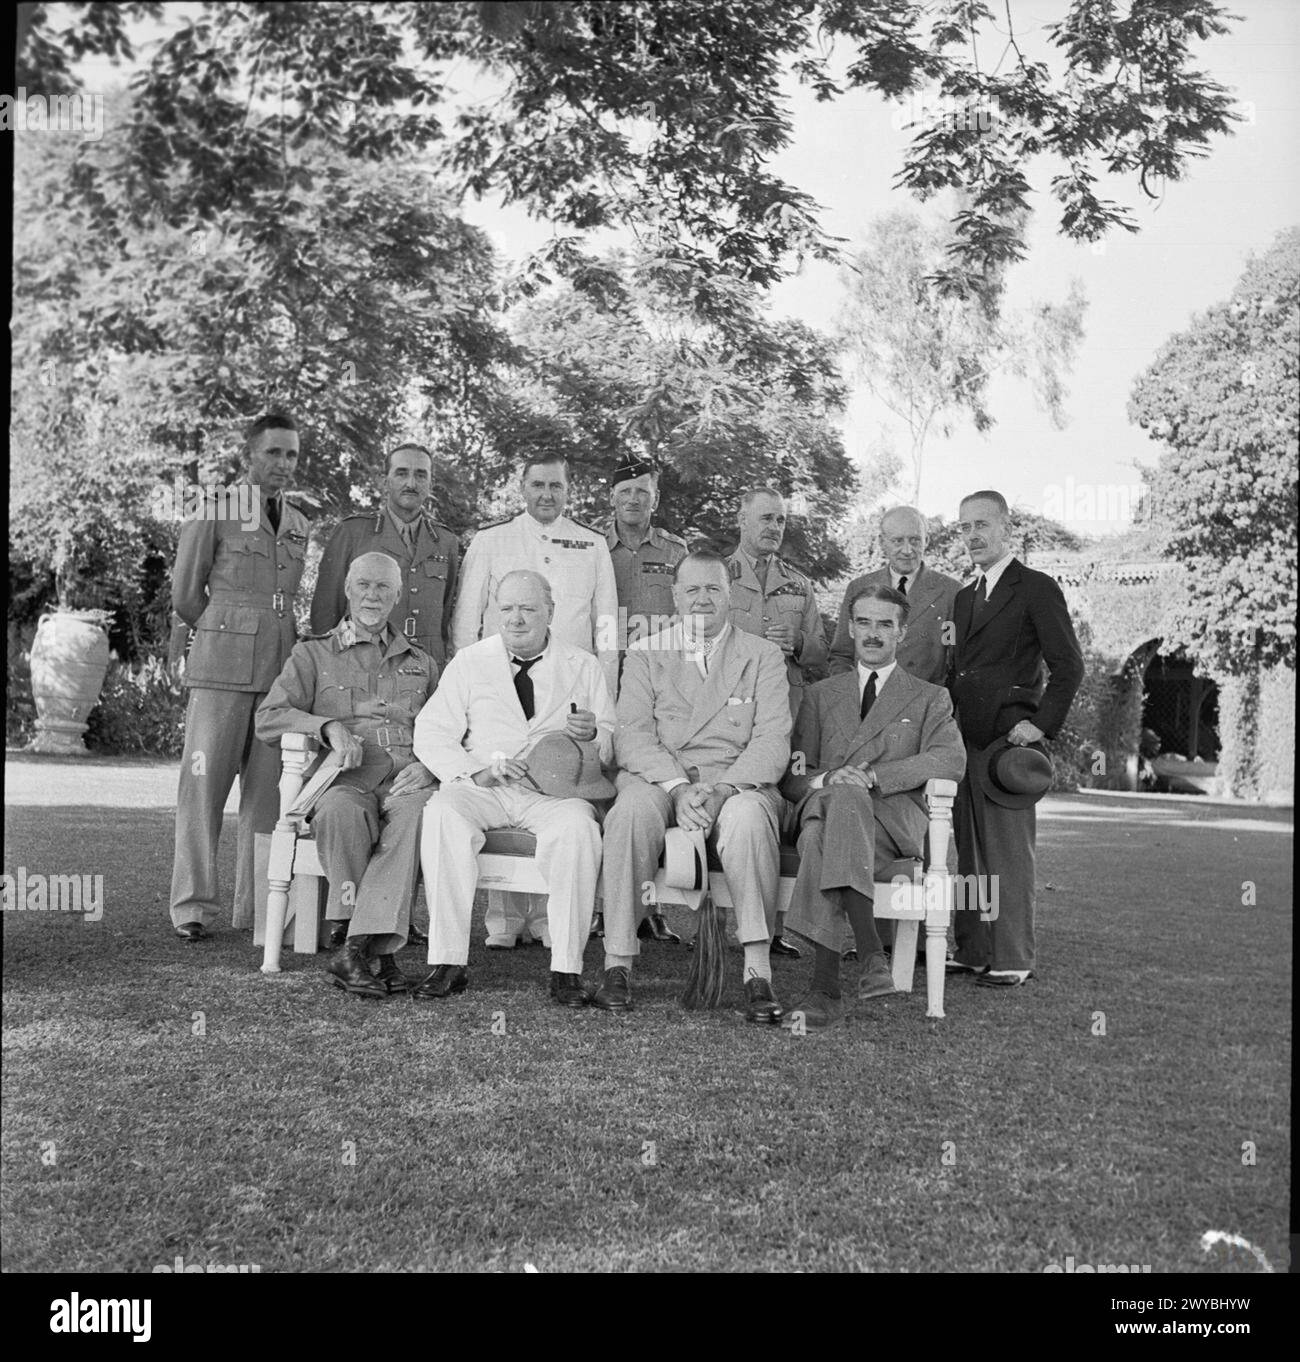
279, 732, 321, 822
922, 778, 958, 874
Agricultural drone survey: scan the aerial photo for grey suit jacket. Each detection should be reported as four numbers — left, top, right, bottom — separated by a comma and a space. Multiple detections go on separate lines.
782, 665, 966, 810
828, 562, 961, 685
615, 624, 792, 788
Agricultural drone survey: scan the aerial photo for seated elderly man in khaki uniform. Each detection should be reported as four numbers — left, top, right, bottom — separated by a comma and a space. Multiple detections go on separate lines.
255, 552, 439, 997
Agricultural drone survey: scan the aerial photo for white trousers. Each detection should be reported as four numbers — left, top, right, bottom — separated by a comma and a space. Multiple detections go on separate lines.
421, 784, 601, 976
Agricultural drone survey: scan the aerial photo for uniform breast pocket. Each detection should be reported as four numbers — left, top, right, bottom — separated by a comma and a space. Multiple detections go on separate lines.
185, 608, 260, 688
423, 558, 449, 583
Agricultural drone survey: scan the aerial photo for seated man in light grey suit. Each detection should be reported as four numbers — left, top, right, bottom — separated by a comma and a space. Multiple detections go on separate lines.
592, 549, 793, 1022
780, 584, 966, 1029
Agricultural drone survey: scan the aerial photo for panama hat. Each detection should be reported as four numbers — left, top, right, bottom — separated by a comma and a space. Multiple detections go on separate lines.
519, 732, 616, 802
972, 735, 1054, 809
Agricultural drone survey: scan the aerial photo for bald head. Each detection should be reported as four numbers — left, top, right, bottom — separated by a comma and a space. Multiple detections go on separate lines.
496, 570, 555, 659
879, 505, 926, 577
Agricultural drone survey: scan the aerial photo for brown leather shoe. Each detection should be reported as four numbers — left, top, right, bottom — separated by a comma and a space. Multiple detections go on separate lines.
327, 941, 386, 998
591, 966, 633, 1012
742, 976, 785, 1024
412, 964, 469, 999
637, 912, 681, 944
857, 952, 896, 1001
372, 954, 409, 994
549, 972, 592, 1008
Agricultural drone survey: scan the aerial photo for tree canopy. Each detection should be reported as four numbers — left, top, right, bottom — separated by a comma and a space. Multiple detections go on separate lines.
1129, 227, 1299, 675
837, 209, 1087, 504
20, 0, 1242, 304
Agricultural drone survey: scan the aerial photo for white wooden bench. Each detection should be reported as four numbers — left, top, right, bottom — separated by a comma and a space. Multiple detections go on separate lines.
257, 733, 958, 1018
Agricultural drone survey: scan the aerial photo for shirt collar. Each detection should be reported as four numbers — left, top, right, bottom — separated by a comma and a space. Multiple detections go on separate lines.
337, 617, 391, 650
684, 621, 729, 656
891, 563, 921, 590
978, 552, 1016, 594
858, 659, 898, 691
387, 504, 421, 539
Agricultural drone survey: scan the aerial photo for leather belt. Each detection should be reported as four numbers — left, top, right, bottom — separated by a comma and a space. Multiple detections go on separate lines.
372, 724, 414, 751
208, 588, 296, 617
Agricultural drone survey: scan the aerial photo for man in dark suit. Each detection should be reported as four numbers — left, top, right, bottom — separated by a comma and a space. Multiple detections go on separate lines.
829, 506, 960, 685
780, 585, 966, 1028
947, 491, 1084, 987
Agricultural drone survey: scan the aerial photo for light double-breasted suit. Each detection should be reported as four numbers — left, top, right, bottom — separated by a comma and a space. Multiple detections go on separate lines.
828, 561, 961, 686
947, 557, 1084, 972
601, 624, 792, 956
780, 666, 966, 953
413, 634, 615, 975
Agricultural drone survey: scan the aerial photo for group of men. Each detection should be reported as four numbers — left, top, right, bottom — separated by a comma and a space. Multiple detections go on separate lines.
168, 410, 1084, 1029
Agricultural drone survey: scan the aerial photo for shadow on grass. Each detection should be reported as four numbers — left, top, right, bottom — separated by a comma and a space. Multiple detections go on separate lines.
2, 800, 1291, 1272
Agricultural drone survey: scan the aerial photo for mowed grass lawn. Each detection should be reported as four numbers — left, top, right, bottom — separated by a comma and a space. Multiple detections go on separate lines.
2, 753, 1291, 1272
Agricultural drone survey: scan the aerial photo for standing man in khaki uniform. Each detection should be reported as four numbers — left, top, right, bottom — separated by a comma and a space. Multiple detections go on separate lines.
311, 443, 460, 671
170, 413, 310, 940
725, 486, 828, 958
603, 456, 687, 944
257, 552, 439, 996
605, 457, 687, 652
452, 455, 619, 950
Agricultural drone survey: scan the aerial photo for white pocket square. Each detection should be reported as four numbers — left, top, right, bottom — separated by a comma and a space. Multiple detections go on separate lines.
727, 696, 753, 705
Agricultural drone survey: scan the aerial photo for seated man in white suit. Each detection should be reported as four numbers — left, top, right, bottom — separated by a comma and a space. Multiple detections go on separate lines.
412, 570, 615, 1007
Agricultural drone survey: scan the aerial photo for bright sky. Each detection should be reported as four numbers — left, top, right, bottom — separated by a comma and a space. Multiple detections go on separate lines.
462, 0, 1300, 536
64, 1, 1300, 536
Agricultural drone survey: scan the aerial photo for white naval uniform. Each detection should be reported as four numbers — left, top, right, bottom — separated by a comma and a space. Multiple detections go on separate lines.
450, 509, 620, 946
413, 635, 615, 975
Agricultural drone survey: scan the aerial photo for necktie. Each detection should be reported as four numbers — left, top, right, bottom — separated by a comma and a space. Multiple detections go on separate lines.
973, 574, 988, 610
756, 555, 770, 591
859, 670, 877, 721
513, 655, 539, 720
399, 519, 416, 552
897, 576, 908, 595
266, 495, 281, 534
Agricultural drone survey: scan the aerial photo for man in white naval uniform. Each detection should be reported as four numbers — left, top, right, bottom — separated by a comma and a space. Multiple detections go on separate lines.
451, 455, 619, 949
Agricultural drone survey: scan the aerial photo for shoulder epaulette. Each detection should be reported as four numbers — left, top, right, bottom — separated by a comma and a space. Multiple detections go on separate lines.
656, 527, 688, 547
474, 516, 514, 532
570, 518, 604, 536
781, 560, 812, 589
727, 556, 743, 579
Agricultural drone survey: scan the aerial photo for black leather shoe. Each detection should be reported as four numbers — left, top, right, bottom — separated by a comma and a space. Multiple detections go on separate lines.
591, 966, 633, 1012
407, 924, 428, 948
327, 942, 386, 998
589, 912, 605, 939
842, 946, 858, 961
372, 954, 409, 994
638, 912, 681, 944
173, 921, 209, 942
413, 964, 468, 999
769, 935, 801, 958
325, 922, 348, 949
976, 969, 1034, 988
743, 976, 785, 1024
550, 972, 592, 1008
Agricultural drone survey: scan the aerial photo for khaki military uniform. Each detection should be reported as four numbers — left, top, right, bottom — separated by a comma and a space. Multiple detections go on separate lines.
605, 522, 687, 650
725, 548, 828, 719
310, 507, 460, 668
255, 621, 440, 955
169, 485, 309, 930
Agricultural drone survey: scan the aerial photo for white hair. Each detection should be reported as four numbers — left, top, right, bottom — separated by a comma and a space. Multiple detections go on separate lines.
345, 552, 402, 590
